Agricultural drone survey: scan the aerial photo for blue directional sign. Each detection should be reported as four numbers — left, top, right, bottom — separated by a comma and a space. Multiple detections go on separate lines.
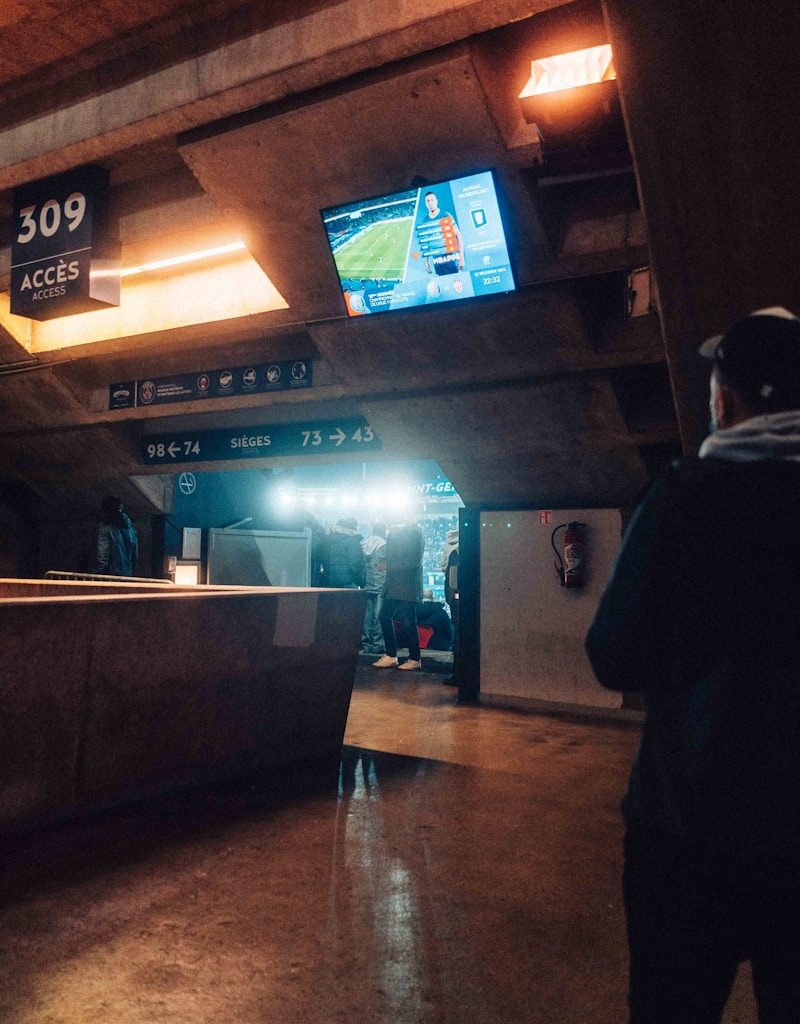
142, 417, 380, 466
11, 165, 119, 321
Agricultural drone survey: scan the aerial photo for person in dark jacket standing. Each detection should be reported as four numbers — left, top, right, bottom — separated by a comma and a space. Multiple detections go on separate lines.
586, 307, 800, 1024
319, 517, 365, 589
372, 520, 424, 670
96, 495, 138, 577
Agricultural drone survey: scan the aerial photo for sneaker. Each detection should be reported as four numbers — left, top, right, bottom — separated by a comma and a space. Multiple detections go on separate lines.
398, 659, 422, 671
371, 655, 399, 669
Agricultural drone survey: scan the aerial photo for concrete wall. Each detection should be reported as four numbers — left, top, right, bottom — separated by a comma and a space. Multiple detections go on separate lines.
0, 497, 31, 577
0, 587, 365, 834
480, 509, 623, 712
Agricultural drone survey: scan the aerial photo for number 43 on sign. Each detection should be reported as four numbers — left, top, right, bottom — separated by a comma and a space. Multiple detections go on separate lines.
301, 425, 374, 447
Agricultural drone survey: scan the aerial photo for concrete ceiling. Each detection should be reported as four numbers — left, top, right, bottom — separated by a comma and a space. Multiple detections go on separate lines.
0, 0, 682, 519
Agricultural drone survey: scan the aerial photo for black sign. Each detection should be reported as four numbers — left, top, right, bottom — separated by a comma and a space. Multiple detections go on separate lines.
110, 358, 312, 410
142, 417, 379, 466
11, 165, 119, 321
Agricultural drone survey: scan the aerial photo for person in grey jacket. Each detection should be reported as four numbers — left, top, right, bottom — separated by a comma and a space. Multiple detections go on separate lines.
586, 308, 800, 1024
372, 520, 424, 671
96, 495, 138, 577
361, 523, 387, 654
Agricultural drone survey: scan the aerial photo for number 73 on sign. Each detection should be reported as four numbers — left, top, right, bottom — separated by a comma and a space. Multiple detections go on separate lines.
301, 425, 375, 447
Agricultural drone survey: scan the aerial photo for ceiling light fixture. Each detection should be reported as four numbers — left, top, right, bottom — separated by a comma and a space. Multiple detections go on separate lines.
120, 241, 247, 278
519, 43, 615, 98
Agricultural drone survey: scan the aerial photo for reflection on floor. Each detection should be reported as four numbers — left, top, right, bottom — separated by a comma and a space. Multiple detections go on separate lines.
0, 669, 757, 1024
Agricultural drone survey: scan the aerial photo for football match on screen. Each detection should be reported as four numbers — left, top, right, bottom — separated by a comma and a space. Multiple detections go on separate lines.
321, 170, 515, 317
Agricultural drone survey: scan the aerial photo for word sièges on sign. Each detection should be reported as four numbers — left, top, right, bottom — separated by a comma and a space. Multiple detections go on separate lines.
142, 418, 380, 466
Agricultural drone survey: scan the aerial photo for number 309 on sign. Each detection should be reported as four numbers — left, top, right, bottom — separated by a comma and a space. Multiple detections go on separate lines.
17, 193, 86, 243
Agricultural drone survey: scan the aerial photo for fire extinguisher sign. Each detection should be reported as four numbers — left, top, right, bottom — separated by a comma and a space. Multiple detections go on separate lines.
538, 510, 553, 525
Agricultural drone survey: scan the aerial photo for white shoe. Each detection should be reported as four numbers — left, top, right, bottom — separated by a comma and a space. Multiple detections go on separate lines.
371, 655, 399, 668
398, 659, 422, 671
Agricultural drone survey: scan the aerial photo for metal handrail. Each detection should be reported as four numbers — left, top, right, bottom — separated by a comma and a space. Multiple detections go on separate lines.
44, 571, 173, 584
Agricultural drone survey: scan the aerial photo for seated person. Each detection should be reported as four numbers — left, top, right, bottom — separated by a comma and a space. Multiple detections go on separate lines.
415, 589, 454, 651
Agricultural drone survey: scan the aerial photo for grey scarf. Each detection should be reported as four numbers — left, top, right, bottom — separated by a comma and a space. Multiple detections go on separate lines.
698, 410, 800, 462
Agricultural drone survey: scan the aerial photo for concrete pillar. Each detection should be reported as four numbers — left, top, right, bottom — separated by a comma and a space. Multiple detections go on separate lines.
603, 0, 800, 451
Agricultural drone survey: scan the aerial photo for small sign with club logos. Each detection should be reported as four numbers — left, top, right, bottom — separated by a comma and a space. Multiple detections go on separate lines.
110, 358, 312, 410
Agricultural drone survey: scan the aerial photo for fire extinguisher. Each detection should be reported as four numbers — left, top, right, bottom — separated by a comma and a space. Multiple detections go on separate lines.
551, 521, 585, 588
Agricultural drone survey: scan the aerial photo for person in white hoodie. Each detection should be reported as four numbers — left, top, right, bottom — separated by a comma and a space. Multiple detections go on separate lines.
587, 307, 800, 1024
439, 526, 459, 576
361, 523, 387, 654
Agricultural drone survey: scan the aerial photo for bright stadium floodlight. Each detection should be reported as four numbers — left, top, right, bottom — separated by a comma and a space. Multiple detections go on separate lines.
390, 487, 412, 510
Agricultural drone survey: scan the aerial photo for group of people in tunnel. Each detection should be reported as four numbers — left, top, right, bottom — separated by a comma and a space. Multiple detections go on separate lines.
313, 515, 457, 670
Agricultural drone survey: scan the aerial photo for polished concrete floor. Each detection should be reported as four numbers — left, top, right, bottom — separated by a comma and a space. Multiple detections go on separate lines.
0, 669, 757, 1023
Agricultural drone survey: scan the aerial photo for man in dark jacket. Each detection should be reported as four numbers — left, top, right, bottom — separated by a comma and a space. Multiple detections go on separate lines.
96, 495, 138, 576
319, 518, 365, 589
372, 520, 425, 670
586, 308, 800, 1024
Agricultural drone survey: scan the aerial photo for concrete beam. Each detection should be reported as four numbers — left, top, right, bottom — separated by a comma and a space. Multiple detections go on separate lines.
179, 48, 551, 322
604, 0, 800, 452
0, 0, 565, 189
1, 183, 238, 285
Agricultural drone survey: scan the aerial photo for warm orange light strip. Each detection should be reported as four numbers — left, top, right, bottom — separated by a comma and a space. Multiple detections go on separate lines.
519, 43, 616, 98
120, 241, 247, 277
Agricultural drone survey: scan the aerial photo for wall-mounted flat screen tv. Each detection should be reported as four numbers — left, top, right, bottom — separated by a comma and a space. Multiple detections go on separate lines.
321, 170, 515, 317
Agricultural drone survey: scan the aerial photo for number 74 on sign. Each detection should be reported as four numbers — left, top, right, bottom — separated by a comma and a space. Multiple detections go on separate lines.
146, 440, 200, 459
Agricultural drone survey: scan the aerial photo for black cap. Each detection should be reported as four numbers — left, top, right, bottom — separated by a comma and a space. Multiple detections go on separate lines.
699, 307, 800, 404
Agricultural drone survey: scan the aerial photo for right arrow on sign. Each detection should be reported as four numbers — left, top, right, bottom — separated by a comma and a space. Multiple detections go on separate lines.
329, 428, 345, 446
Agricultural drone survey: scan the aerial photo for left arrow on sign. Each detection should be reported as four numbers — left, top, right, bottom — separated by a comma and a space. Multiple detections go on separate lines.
329, 427, 345, 446
167, 442, 180, 457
